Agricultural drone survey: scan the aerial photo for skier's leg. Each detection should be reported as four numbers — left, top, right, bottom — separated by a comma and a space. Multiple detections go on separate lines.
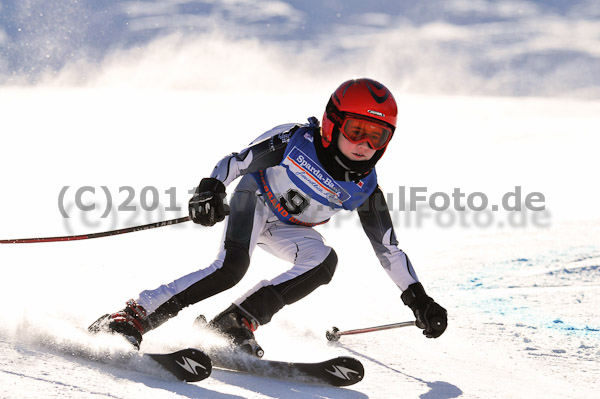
140, 175, 267, 327
208, 231, 336, 357
223, 224, 337, 326
89, 175, 267, 346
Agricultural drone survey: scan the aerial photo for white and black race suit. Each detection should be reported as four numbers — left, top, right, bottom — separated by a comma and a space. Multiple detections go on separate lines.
137, 117, 419, 327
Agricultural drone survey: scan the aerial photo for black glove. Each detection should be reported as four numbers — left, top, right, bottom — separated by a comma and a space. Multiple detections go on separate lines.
188, 178, 229, 226
401, 282, 447, 338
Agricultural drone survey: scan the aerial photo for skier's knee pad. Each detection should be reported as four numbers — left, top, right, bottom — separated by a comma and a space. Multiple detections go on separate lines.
279, 248, 338, 304
220, 240, 251, 286
317, 248, 338, 285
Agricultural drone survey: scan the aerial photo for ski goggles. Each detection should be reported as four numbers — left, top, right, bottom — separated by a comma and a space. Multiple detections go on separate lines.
326, 100, 394, 150
339, 116, 393, 150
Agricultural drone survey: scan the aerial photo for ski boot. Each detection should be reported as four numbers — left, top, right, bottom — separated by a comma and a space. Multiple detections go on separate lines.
88, 299, 149, 349
209, 304, 264, 358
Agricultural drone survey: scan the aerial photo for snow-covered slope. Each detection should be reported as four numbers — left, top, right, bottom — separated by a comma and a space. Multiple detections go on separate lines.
1, 89, 598, 398
1, 1, 599, 398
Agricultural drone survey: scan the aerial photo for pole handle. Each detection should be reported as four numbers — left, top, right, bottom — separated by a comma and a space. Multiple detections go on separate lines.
430, 316, 447, 331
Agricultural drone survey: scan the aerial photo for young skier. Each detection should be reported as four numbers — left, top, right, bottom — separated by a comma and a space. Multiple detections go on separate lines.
90, 78, 448, 354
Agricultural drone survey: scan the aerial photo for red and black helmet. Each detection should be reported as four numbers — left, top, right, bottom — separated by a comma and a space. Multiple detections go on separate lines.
321, 78, 397, 150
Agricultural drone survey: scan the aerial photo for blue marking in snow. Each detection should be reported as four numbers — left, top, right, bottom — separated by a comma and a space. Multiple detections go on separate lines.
546, 321, 600, 335
460, 246, 600, 340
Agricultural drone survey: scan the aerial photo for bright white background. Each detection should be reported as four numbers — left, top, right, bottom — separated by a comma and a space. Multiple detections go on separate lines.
1, 1, 599, 398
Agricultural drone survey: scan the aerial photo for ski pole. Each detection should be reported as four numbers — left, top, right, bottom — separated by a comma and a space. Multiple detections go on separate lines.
0, 216, 191, 244
326, 321, 416, 342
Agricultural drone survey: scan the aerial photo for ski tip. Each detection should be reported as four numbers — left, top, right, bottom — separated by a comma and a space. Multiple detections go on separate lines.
149, 348, 212, 383
321, 356, 365, 387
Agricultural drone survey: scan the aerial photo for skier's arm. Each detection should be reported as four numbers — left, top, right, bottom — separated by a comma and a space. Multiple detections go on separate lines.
357, 187, 448, 338
210, 125, 298, 186
189, 125, 298, 226
356, 186, 419, 291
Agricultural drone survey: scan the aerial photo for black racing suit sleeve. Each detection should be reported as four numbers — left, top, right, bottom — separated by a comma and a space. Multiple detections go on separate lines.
357, 186, 420, 291
209, 125, 300, 186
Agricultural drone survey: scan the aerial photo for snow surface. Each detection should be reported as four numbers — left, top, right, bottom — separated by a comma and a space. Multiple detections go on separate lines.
1, 1, 600, 398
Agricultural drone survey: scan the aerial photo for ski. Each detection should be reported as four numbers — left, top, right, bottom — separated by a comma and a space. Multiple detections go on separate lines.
147, 348, 212, 382
209, 350, 364, 387
193, 314, 364, 386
